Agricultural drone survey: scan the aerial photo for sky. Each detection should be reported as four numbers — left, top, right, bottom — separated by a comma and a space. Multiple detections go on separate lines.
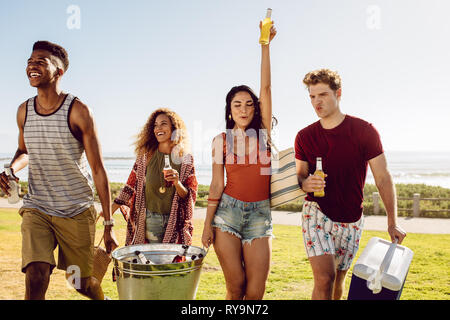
1, 0, 450, 166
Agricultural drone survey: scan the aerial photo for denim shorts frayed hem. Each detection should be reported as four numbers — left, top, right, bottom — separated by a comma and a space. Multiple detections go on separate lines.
212, 193, 273, 245
213, 224, 273, 245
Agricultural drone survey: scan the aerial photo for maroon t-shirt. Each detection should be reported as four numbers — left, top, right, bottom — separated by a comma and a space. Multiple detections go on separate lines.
295, 115, 383, 223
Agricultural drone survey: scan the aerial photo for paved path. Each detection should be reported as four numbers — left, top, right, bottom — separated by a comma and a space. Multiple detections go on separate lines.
192, 207, 450, 234
1, 199, 449, 234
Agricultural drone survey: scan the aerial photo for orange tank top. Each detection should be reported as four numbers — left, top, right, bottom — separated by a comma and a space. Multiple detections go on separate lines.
221, 132, 271, 202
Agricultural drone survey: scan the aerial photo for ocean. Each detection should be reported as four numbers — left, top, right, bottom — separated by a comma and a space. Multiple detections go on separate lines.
1, 151, 450, 188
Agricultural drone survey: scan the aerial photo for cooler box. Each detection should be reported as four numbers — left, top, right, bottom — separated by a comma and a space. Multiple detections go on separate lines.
348, 237, 413, 300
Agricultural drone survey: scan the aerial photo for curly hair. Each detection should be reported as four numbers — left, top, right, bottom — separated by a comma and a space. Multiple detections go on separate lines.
134, 108, 190, 159
303, 68, 342, 91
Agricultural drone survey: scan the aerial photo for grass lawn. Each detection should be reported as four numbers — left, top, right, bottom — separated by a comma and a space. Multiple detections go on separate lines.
0, 208, 448, 300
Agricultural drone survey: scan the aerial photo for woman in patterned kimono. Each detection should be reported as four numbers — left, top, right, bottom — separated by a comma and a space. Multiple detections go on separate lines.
102, 108, 198, 246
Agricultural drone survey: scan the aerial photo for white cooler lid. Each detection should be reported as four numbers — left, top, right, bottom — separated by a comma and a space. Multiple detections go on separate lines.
352, 237, 414, 291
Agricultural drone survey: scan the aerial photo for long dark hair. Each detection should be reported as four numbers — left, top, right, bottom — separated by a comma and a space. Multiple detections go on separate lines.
225, 85, 261, 131
224, 85, 277, 151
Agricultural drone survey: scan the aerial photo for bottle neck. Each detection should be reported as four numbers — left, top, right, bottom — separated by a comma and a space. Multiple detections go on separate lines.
316, 160, 323, 171
164, 156, 171, 169
4, 167, 12, 177
266, 9, 272, 19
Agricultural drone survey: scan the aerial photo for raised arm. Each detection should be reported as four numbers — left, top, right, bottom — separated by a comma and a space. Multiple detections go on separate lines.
259, 21, 277, 138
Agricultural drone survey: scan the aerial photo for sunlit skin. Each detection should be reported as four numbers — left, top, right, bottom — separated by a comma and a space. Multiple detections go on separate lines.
154, 114, 173, 146
229, 91, 258, 154
308, 83, 343, 128
230, 91, 255, 131
26, 50, 63, 90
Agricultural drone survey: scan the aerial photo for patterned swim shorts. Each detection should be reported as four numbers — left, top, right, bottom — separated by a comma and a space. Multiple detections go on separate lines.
301, 201, 364, 270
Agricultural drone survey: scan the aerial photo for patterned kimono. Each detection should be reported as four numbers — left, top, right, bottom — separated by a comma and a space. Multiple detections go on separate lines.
114, 152, 198, 246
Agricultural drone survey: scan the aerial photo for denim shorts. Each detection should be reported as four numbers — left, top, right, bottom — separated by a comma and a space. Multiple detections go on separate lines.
212, 193, 272, 244
145, 210, 170, 243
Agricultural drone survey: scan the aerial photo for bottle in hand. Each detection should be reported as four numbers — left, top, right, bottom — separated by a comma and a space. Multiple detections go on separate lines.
259, 8, 273, 45
3, 164, 19, 204
313, 157, 325, 198
163, 155, 173, 187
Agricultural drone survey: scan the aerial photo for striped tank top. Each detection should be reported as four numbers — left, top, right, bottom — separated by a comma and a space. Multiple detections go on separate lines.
22, 93, 94, 217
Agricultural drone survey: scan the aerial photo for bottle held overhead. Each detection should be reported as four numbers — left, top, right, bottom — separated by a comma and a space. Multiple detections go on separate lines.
314, 157, 326, 198
3, 164, 19, 204
259, 8, 273, 45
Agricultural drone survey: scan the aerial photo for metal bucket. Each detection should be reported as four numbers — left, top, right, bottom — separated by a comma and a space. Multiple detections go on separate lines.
111, 243, 207, 300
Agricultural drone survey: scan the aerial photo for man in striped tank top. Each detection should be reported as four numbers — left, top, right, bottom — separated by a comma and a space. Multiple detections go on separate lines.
0, 41, 118, 300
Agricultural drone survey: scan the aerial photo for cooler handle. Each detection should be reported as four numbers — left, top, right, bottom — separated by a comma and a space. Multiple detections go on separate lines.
366, 238, 398, 294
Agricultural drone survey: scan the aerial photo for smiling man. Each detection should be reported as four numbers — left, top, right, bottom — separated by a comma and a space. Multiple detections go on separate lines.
294, 68, 406, 300
0, 41, 118, 300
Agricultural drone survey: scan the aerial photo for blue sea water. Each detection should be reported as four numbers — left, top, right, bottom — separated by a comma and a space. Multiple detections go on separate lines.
1, 151, 450, 188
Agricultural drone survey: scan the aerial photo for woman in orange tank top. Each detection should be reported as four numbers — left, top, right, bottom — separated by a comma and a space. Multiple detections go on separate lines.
201, 21, 277, 300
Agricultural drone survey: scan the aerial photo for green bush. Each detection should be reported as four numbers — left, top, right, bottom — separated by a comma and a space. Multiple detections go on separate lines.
3, 182, 449, 218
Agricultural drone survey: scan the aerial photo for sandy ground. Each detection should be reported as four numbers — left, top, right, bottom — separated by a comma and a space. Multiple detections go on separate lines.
1, 198, 449, 234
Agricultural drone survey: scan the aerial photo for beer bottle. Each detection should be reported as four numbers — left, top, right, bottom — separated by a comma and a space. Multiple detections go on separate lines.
163, 154, 173, 187
172, 244, 189, 263
3, 164, 19, 204
259, 8, 273, 45
314, 157, 325, 197
134, 250, 154, 265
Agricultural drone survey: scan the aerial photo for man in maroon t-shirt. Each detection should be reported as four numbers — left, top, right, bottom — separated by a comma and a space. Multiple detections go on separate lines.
295, 69, 406, 300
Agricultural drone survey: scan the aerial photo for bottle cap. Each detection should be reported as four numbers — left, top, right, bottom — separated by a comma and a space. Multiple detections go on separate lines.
266, 8, 272, 18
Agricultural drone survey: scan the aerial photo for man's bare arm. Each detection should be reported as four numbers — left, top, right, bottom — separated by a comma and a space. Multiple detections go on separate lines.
69, 99, 118, 252
1, 102, 28, 194
369, 153, 406, 243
